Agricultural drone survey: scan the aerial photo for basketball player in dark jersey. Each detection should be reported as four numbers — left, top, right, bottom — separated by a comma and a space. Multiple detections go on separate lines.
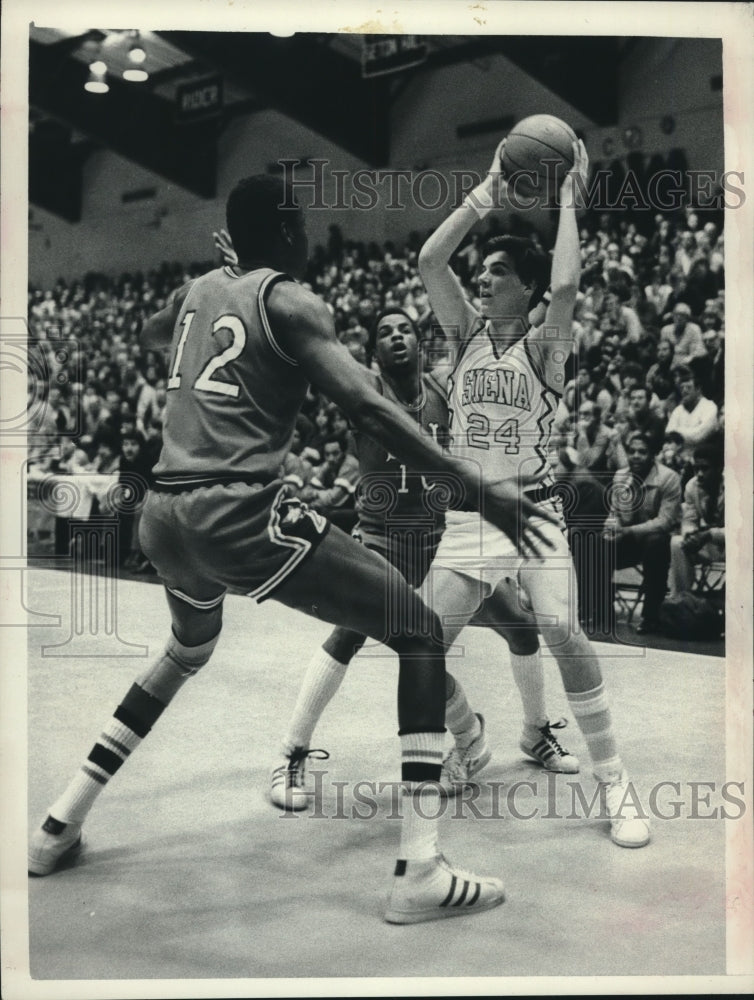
29, 175, 558, 924
418, 137, 649, 849
270, 307, 578, 811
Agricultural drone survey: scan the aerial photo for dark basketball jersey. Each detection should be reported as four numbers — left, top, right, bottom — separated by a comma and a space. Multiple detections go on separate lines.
154, 266, 308, 487
354, 371, 449, 535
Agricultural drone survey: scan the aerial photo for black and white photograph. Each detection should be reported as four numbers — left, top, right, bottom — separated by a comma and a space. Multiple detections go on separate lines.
2, 1, 753, 996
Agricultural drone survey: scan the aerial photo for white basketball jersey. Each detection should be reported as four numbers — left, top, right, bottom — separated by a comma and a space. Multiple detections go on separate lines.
447, 319, 559, 488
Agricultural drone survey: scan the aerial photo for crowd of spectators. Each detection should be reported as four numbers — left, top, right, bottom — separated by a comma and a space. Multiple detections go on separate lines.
27, 188, 726, 637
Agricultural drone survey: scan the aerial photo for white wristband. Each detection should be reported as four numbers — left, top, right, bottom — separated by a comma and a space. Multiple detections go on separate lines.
463, 181, 495, 219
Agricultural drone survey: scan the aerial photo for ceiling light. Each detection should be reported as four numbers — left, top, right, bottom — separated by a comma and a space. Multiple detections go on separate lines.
90, 59, 107, 75
128, 30, 147, 64
123, 68, 149, 83
85, 70, 109, 94
269, 29, 296, 38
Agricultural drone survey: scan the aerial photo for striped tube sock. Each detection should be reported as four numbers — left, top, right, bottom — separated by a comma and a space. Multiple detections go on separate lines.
399, 731, 444, 860
47, 633, 218, 826
509, 651, 548, 729
48, 682, 167, 825
283, 647, 349, 754
567, 683, 623, 781
445, 677, 481, 749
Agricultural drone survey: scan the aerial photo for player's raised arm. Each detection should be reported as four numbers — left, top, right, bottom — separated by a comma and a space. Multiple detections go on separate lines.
417, 142, 506, 342
528, 139, 589, 393
268, 282, 555, 558
141, 281, 195, 350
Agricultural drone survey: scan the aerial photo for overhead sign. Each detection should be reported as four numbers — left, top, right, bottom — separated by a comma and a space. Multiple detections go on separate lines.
176, 76, 224, 122
361, 35, 428, 78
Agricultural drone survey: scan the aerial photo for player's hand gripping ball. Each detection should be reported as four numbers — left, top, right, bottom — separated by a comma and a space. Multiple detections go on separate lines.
501, 114, 578, 196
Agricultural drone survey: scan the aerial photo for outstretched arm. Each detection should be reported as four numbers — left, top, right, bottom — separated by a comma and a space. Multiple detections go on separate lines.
529, 139, 589, 394
141, 281, 194, 350
418, 142, 505, 342
269, 282, 556, 557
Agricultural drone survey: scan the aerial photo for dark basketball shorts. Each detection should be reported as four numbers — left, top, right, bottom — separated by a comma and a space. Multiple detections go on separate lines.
352, 523, 444, 589
139, 480, 330, 610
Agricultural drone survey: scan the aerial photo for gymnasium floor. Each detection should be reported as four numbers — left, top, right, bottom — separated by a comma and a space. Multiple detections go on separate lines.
23, 567, 733, 987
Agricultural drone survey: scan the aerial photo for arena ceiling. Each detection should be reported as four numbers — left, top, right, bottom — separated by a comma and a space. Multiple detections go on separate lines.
29, 28, 628, 221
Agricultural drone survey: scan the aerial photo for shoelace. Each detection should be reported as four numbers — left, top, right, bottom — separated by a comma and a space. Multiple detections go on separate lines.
539, 718, 570, 758
280, 748, 330, 789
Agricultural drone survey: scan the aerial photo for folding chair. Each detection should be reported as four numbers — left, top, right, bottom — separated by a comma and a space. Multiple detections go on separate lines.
613, 565, 645, 624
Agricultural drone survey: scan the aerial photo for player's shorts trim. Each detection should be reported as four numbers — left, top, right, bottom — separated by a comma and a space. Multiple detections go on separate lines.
430, 503, 568, 592
152, 473, 274, 492
258, 272, 298, 367
140, 481, 331, 610
166, 588, 226, 611
250, 487, 331, 601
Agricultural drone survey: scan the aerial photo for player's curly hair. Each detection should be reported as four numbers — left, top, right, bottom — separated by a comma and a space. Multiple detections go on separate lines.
482, 235, 551, 311
226, 174, 301, 263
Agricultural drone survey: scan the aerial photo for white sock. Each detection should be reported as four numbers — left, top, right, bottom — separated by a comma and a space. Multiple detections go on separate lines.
399, 731, 444, 861
445, 677, 481, 749
567, 684, 623, 781
509, 651, 548, 731
283, 647, 349, 753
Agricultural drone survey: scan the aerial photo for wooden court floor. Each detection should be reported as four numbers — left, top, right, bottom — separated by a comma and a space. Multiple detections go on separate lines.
19, 568, 732, 987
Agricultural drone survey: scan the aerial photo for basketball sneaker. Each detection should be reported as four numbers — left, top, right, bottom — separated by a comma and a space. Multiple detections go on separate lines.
269, 747, 329, 811
384, 853, 505, 924
520, 718, 580, 773
28, 815, 84, 876
439, 713, 492, 797
603, 770, 651, 848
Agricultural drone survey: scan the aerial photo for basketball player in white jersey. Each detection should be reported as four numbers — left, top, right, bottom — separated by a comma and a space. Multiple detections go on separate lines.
418, 138, 650, 848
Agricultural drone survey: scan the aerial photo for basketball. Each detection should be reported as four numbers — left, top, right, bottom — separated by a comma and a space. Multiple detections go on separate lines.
501, 114, 577, 193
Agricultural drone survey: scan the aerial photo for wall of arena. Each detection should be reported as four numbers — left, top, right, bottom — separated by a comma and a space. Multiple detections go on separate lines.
28, 37, 723, 287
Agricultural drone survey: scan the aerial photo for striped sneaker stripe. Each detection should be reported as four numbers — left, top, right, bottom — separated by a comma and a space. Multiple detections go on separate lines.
440, 875, 457, 907
467, 882, 481, 906
452, 879, 470, 906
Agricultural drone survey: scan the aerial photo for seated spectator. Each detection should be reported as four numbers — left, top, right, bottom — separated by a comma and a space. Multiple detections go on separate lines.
90, 433, 121, 475
695, 310, 725, 407
280, 418, 317, 499
573, 311, 602, 365
328, 405, 358, 456
623, 385, 667, 455
684, 258, 719, 317
669, 440, 725, 600
305, 433, 360, 529
660, 431, 687, 479
307, 407, 331, 464
604, 285, 643, 343
644, 266, 673, 318
612, 361, 663, 422
646, 337, 677, 411
603, 431, 682, 634
47, 436, 100, 557
109, 430, 154, 571
660, 303, 705, 368
574, 402, 627, 474
561, 365, 592, 420
665, 367, 719, 462
674, 231, 701, 277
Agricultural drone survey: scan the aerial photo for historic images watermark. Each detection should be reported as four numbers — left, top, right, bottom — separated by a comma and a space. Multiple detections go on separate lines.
278, 772, 747, 823
278, 159, 745, 213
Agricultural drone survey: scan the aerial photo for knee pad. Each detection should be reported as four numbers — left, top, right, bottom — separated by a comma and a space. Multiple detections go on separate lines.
165, 631, 220, 677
